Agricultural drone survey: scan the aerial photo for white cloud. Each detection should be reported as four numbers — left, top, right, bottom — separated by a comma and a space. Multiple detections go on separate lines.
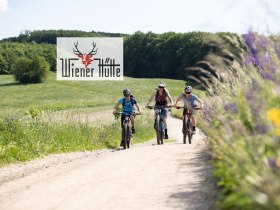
0, 0, 8, 12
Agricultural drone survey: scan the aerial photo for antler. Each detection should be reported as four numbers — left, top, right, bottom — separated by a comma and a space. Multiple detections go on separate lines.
73, 41, 83, 55
88, 41, 98, 55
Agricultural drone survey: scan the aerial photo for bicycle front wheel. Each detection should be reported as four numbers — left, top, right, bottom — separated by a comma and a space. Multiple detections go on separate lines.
183, 116, 187, 144
123, 124, 128, 149
156, 116, 161, 145
187, 123, 192, 144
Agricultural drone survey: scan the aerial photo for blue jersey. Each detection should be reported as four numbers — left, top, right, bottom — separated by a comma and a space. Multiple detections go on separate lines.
118, 97, 137, 114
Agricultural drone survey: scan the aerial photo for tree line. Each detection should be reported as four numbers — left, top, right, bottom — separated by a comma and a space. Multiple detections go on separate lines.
0, 29, 237, 83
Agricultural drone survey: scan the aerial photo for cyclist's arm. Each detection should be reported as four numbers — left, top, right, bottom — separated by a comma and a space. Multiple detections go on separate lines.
166, 90, 174, 105
135, 103, 142, 114
113, 102, 121, 114
173, 94, 183, 106
146, 90, 156, 107
197, 98, 204, 108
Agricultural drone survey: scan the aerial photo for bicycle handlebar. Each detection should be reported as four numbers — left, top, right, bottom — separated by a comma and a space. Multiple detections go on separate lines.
114, 112, 141, 116
146, 105, 172, 109
174, 106, 202, 110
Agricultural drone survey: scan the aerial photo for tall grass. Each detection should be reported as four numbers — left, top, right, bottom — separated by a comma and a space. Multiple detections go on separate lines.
0, 74, 186, 166
0, 112, 154, 166
198, 32, 280, 209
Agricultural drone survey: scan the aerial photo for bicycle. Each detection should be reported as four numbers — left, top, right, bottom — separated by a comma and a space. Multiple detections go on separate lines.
175, 106, 201, 144
115, 112, 139, 149
146, 105, 171, 145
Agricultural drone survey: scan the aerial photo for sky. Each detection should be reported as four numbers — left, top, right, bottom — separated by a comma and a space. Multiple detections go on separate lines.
0, 0, 279, 40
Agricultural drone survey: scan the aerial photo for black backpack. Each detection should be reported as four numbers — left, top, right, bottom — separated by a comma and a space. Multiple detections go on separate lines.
122, 95, 135, 107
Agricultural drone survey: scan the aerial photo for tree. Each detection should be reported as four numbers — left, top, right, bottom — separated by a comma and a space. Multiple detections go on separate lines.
13, 56, 49, 84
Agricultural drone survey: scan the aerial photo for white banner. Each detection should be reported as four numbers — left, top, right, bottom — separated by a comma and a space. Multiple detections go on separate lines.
57, 37, 123, 80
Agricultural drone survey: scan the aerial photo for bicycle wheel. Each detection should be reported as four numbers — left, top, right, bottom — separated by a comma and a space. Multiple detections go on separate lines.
187, 122, 192, 144
160, 119, 164, 145
156, 116, 161, 145
183, 116, 187, 144
127, 127, 131, 149
123, 123, 128, 149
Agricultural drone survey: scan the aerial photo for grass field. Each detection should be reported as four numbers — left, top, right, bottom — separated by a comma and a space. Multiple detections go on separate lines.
0, 73, 191, 166
0, 72, 186, 116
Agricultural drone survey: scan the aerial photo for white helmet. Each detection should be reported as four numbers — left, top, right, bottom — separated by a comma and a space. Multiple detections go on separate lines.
184, 86, 192, 93
158, 81, 166, 88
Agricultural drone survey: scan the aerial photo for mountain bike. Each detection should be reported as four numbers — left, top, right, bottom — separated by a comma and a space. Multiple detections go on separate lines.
147, 106, 170, 145
175, 106, 201, 144
115, 112, 139, 149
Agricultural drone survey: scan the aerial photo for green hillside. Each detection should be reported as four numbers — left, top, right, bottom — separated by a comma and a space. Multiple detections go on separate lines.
0, 72, 187, 115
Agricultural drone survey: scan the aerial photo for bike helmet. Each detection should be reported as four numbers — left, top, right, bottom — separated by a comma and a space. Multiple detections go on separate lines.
184, 86, 192, 93
123, 88, 130, 96
158, 81, 166, 88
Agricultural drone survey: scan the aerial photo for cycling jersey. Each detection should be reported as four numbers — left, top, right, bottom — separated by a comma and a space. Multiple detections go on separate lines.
118, 97, 137, 114
177, 93, 198, 109
155, 89, 167, 106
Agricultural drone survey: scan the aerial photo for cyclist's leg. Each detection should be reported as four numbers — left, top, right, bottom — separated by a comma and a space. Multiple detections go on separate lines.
129, 113, 136, 134
130, 114, 135, 127
162, 108, 168, 139
191, 109, 197, 132
162, 108, 168, 129
153, 107, 158, 129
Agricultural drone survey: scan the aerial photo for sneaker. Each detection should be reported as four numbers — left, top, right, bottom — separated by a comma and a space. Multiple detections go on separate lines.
164, 134, 169, 139
132, 127, 136, 134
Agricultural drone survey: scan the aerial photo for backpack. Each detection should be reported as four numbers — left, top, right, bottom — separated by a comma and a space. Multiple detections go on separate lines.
122, 95, 135, 107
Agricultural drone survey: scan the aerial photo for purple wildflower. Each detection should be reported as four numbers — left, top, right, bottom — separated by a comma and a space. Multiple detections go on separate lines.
255, 124, 268, 134
274, 43, 280, 59
258, 69, 275, 81
223, 102, 238, 114
243, 31, 260, 66
258, 35, 268, 50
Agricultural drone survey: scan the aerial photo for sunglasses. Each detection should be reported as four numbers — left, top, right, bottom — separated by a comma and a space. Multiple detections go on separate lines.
158, 86, 164, 88
185, 92, 191, 94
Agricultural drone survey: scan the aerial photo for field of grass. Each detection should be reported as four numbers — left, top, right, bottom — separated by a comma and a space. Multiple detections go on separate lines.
0, 73, 188, 166
0, 73, 186, 115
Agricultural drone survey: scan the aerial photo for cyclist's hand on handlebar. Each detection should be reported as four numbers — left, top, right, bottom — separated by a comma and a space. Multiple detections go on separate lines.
138, 111, 142, 115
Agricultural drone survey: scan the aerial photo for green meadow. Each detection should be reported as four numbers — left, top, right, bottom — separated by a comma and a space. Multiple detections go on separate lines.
0, 73, 187, 166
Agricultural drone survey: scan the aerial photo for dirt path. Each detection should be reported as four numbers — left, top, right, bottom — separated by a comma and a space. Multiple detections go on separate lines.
0, 116, 214, 210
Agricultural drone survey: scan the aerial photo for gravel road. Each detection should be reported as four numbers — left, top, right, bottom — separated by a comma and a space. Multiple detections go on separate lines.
0, 116, 215, 210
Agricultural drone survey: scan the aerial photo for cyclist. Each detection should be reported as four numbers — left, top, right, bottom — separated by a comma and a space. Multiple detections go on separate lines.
173, 86, 203, 134
113, 88, 142, 134
145, 82, 174, 139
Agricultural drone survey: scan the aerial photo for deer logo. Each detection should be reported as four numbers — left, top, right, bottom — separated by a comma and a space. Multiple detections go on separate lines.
73, 41, 98, 68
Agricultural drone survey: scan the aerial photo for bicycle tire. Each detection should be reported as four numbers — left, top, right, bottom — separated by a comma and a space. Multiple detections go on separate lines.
123, 123, 128, 149
183, 116, 187, 144
156, 116, 161, 145
127, 127, 131, 149
187, 122, 192, 144
160, 119, 164, 145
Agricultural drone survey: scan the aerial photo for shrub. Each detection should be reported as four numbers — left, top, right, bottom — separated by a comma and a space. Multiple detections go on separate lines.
13, 56, 49, 84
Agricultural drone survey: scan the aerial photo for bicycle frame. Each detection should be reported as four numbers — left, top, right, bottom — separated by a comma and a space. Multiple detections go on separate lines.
155, 107, 165, 145
147, 106, 167, 145
115, 112, 134, 149
183, 108, 193, 144
175, 106, 201, 144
